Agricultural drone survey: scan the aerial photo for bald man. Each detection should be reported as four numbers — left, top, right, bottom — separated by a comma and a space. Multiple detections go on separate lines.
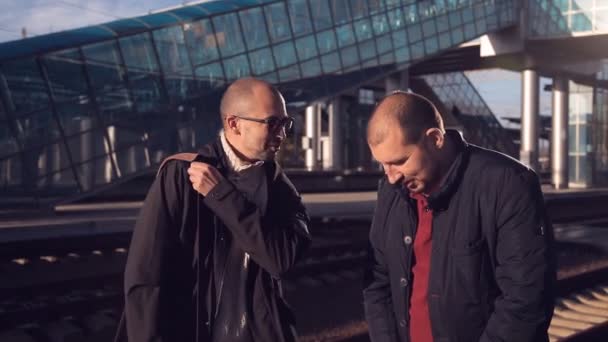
123, 78, 311, 342
363, 91, 555, 342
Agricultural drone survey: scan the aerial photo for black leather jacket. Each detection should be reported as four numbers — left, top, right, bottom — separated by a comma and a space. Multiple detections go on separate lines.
363, 130, 556, 342
123, 138, 312, 342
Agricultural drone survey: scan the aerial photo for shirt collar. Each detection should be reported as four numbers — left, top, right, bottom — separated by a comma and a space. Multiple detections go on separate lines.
219, 130, 264, 173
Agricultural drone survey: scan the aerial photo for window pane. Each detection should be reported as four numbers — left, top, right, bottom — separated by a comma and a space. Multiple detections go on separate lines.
317, 30, 337, 54
388, 8, 406, 29
195, 62, 226, 88
264, 3, 292, 43
153, 26, 192, 75
17, 110, 62, 148
295, 35, 318, 60
184, 19, 220, 65
392, 29, 408, 48
372, 14, 390, 35
273, 41, 298, 68
309, 0, 333, 31
376, 34, 393, 54
368, 0, 384, 13
212, 13, 246, 57
1, 58, 50, 114
0, 155, 22, 188
42, 49, 89, 103
422, 19, 437, 37
278, 65, 300, 82
249, 48, 276, 75
83, 41, 128, 92
340, 45, 359, 68
321, 52, 341, 73
222, 54, 251, 80
359, 40, 377, 61
354, 19, 373, 41
55, 101, 98, 138
288, 0, 313, 37
395, 46, 410, 63
0, 123, 19, 158
96, 88, 135, 125
164, 74, 198, 101
350, 0, 368, 19
336, 24, 355, 47
119, 33, 160, 73
239, 8, 270, 50
408, 24, 422, 42
301, 58, 322, 78
379, 52, 394, 65
331, 0, 352, 24
130, 76, 166, 113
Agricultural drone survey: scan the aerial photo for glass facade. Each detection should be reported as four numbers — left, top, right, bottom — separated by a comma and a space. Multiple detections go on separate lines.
421, 72, 518, 158
568, 81, 594, 187
0, 0, 519, 202
528, 0, 608, 37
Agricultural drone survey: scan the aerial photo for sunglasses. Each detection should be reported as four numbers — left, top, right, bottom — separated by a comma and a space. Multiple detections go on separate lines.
232, 114, 295, 131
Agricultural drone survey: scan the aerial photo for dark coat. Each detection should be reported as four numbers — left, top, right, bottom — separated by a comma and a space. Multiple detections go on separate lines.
363, 130, 556, 342
123, 138, 312, 342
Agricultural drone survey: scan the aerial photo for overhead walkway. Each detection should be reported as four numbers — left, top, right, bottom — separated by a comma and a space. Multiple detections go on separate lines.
0, 0, 572, 206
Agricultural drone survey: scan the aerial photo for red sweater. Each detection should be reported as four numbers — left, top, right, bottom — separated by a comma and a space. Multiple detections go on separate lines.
409, 194, 434, 342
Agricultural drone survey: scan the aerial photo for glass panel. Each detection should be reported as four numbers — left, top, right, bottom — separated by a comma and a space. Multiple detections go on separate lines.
264, 2, 292, 43
83, 41, 128, 91
321, 52, 341, 73
331, 0, 352, 24
0, 123, 19, 158
164, 74, 198, 101
212, 13, 246, 57
184, 19, 221, 65
407, 24, 422, 42
451, 27, 464, 44
368, 0, 384, 13
388, 8, 405, 29
295, 35, 318, 60
119, 33, 160, 73
113, 143, 151, 176
464, 22, 476, 40
239, 7, 270, 50
336, 24, 356, 47
359, 40, 377, 61
55, 101, 97, 138
96, 88, 135, 125
42, 49, 89, 103
17, 110, 62, 148
195, 62, 226, 87
301, 58, 322, 78
395, 46, 410, 63
376, 34, 393, 54
29, 141, 71, 175
372, 14, 390, 35
569, 125, 577, 152
258, 72, 279, 84
273, 41, 298, 68
130, 76, 166, 113
153, 26, 193, 75
249, 48, 276, 75
1, 59, 50, 114
317, 30, 337, 54
439, 32, 451, 49
309, 0, 333, 31
449, 11, 462, 27
571, 12, 593, 31
65, 129, 108, 164
37, 167, 79, 191
361, 58, 378, 68
0, 155, 22, 188
422, 19, 437, 37
354, 19, 373, 41
392, 29, 407, 48
379, 52, 394, 65
411, 41, 425, 60
75, 155, 118, 189
436, 14, 449, 32
340, 46, 359, 68
288, 0, 314, 37
350, 0, 369, 19
278, 65, 301, 82
222, 54, 251, 80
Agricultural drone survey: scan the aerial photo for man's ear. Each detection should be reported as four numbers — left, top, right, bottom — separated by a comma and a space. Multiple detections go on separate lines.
226, 116, 240, 135
425, 128, 444, 149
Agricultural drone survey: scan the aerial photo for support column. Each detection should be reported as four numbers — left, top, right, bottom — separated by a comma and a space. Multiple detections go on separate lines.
521, 69, 540, 170
552, 76, 569, 189
304, 103, 320, 170
385, 70, 409, 94
79, 118, 94, 191
325, 97, 343, 170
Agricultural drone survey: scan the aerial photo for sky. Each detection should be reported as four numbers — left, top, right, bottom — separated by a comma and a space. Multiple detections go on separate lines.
0, 0, 551, 122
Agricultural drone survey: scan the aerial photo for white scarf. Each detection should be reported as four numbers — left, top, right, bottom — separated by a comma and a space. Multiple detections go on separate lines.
219, 130, 264, 173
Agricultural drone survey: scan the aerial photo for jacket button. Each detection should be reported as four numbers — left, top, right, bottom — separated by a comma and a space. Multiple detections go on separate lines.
399, 319, 407, 327
403, 235, 412, 245
400, 278, 408, 287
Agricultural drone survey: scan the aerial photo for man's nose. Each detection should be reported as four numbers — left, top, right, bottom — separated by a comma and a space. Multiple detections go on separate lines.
384, 166, 401, 184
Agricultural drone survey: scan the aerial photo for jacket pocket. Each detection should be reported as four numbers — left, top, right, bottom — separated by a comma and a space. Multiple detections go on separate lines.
449, 238, 484, 256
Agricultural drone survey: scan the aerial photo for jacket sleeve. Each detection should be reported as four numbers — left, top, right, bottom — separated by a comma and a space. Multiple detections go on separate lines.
203, 173, 311, 277
481, 170, 556, 342
363, 181, 400, 342
123, 161, 187, 342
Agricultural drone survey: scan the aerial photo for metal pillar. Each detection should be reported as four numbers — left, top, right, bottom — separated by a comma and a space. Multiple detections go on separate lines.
304, 104, 320, 170
325, 97, 343, 170
552, 77, 569, 189
521, 69, 540, 170
79, 118, 94, 191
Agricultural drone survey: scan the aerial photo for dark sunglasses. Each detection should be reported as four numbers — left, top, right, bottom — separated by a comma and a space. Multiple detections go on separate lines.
232, 114, 294, 131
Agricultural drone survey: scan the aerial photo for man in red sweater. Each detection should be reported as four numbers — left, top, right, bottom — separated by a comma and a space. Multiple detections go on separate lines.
363, 91, 555, 342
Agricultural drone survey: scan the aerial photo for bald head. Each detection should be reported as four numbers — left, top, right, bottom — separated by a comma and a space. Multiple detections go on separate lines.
367, 91, 444, 146
220, 78, 283, 126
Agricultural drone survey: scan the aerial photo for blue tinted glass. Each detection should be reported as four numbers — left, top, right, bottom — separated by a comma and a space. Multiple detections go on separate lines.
239, 8, 270, 50
104, 19, 148, 36
451, 27, 464, 44
376, 34, 392, 54
462, 7, 474, 23
384, 0, 400, 9
372, 14, 390, 35
119, 33, 160, 73
422, 19, 436, 37
301, 58, 322, 77
317, 30, 337, 54
449, 11, 462, 26
424, 37, 438, 55
361, 57, 378, 68
295, 35, 318, 60
321, 52, 341, 73
350, 0, 369, 19
407, 24, 422, 41
17, 110, 61, 148
55, 101, 98, 137
436, 14, 449, 32
83, 41, 127, 91
164, 74, 198, 101
572, 13, 593, 31
379, 52, 394, 65
368, 0, 384, 14
184, 19, 220, 66
96, 89, 133, 125
288, 0, 314, 37
138, 13, 179, 27
359, 40, 377, 61
201, 1, 239, 15
1, 59, 50, 114
439, 32, 451, 49
153, 26, 193, 75
42, 49, 89, 102
249, 48, 276, 75
336, 24, 355, 47
477, 16, 487, 33
212, 13, 246, 57
464, 22, 475, 39
278, 65, 301, 82
331, 0, 352, 24
392, 29, 407, 48
195, 62, 225, 85
309, 0, 333, 31
388, 8, 405, 29
273, 41, 298, 68
130, 76, 165, 113
265, 3, 292, 43
395, 46, 410, 63
340, 46, 359, 67
354, 19, 373, 41
411, 41, 424, 59
222, 54, 251, 80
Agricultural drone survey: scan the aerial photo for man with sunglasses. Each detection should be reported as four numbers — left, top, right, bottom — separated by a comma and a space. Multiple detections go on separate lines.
123, 78, 311, 342
363, 91, 555, 342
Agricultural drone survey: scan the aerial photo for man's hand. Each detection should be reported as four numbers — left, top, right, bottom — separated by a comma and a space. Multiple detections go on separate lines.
187, 162, 223, 196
